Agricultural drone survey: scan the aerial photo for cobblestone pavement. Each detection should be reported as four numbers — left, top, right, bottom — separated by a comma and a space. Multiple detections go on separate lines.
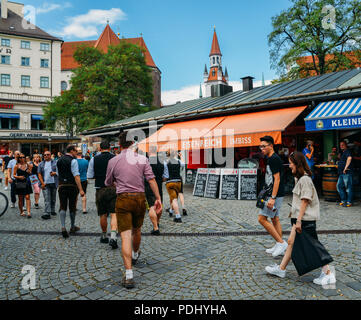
0, 174, 360, 300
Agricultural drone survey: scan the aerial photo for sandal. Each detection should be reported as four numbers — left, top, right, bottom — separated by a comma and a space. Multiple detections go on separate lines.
27, 214, 32, 219
20, 212, 26, 217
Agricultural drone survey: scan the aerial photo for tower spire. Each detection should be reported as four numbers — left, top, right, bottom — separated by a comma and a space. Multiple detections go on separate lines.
199, 83, 203, 98
209, 28, 222, 57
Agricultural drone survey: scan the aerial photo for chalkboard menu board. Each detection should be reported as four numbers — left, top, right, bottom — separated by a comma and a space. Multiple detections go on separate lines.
204, 168, 221, 199
240, 169, 258, 200
193, 168, 209, 197
220, 169, 239, 200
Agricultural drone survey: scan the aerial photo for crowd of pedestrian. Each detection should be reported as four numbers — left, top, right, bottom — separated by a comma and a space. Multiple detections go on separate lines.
2, 133, 359, 290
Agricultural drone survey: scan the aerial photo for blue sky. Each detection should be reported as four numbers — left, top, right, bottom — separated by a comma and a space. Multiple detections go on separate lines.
22, 0, 293, 104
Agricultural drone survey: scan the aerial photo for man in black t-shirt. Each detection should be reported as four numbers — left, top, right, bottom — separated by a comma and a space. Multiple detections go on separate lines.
258, 136, 288, 258
2, 151, 13, 190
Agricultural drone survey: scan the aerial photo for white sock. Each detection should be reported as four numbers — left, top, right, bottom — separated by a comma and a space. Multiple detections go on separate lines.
125, 269, 133, 280
169, 208, 174, 214
132, 251, 139, 260
111, 230, 117, 240
176, 214, 181, 218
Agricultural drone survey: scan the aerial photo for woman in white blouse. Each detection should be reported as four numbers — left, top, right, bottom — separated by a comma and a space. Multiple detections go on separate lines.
265, 151, 336, 286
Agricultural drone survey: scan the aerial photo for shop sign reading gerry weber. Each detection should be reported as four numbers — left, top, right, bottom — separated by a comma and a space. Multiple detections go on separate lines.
9, 133, 43, 138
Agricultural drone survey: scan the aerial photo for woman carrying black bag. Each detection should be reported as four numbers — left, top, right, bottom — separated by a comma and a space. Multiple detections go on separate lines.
265, 151, 336, 286
13, 153, 33, 218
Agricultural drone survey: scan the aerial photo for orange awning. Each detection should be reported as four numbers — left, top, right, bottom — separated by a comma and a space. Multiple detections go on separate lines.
138, 116, 226, 152
203, 106, 307, 148
138, 106, 306, 151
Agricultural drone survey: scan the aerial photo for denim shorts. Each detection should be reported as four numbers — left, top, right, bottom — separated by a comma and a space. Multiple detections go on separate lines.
259, 197, 284, 219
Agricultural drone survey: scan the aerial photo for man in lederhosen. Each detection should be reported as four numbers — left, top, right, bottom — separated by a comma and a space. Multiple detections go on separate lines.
87, 140, 118, 249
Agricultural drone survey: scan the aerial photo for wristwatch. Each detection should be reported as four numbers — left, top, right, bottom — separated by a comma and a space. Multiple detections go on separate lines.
271, 195, 277, 200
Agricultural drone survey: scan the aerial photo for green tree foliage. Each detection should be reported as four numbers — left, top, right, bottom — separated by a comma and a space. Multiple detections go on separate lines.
44, 42, 155, 135
269, 0, 361, 82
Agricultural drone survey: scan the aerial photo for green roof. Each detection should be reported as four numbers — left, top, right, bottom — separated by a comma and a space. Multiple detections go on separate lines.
83, 69, 361, 135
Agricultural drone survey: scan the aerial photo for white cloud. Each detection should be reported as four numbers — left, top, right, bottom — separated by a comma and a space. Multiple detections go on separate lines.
54, 8, 126, 39
36, 2, 72, 14
161, 80, 272, 106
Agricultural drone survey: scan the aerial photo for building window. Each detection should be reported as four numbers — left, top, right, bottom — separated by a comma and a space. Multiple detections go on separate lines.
217, 57, 219, 63
21, 41, 31, 49
1, 39, 10, 47
31, 115, 45, 130
212, 70, 216, 77
0, 114, 20, 129
41, 59, 49, 68
1, 55, 10, 64
40, 77, 49, 88
40, 43, 50, 51
21, 57, 30, 66
21, 75, 31, 87
213, 57, 215, 64
0, 74, 10, 86
61, 81, 68, 91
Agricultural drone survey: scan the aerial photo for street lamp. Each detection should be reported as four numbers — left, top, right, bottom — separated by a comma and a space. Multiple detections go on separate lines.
48, 134, 52, 154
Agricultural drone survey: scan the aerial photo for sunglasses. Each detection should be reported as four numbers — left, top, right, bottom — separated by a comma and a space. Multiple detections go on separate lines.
19, 156, 25, 158
259, 144, 270, 150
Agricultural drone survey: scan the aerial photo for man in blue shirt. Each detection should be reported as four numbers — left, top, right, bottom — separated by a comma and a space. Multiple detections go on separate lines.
337, 140, 353, 207
76, 150, 89, 214
303, 140, 315, 178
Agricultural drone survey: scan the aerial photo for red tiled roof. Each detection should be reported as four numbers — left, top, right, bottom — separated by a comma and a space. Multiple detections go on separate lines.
94, 24, 120, 52
61, 40, 96, 71
61, 25, 157, 70
121, 37, 157, 68
297, 52, 361, 76
209, 30, 222, 57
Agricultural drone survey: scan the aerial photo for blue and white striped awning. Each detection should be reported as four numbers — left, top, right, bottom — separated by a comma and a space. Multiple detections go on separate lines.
305, 98, 361, 131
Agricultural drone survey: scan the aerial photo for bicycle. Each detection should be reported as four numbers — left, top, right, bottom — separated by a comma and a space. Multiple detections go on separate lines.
0, 191, 9, 217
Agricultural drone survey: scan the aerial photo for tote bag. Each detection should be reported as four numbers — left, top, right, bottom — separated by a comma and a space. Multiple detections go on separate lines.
291, 231, 333, 276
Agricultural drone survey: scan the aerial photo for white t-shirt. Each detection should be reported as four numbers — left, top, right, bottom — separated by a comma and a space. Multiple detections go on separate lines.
8, 159, 17, 179
44, 161, 55, 184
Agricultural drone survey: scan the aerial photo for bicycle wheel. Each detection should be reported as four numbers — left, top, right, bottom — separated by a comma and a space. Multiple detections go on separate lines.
0, 192, 8, 217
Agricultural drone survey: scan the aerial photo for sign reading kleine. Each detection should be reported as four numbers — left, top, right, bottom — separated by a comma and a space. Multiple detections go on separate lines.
306, 115, 361, 131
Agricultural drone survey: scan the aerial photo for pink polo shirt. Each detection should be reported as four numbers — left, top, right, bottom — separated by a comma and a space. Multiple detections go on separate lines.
104, 149, 155, 194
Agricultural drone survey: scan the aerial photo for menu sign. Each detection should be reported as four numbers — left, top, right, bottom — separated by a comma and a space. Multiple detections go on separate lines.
193, 168, 209, 197
220, 169, 239, 200
240, 169, 257, 200
204, 168, 221, 199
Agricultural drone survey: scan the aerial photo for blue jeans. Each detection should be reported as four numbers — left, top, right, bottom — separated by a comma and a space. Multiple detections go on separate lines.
337, 173, 353, 203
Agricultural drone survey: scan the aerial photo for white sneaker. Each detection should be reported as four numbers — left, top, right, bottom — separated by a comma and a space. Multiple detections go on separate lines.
265, 264, 286, 278
313, 271, 326, 285
272, 241, 288, 257
10, 203, 15, 208
4, 186, 8, 190
318, 273, 336, 286
266, 243, 278, 254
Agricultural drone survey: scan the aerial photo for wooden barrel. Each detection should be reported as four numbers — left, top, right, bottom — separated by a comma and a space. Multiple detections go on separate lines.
322, 171, 339, 202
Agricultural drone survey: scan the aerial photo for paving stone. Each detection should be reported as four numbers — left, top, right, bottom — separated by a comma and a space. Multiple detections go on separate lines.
59, 292, 79, 300
58, 285, 77, 295
345, 282, 361, 292
78, 286, 97, 295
